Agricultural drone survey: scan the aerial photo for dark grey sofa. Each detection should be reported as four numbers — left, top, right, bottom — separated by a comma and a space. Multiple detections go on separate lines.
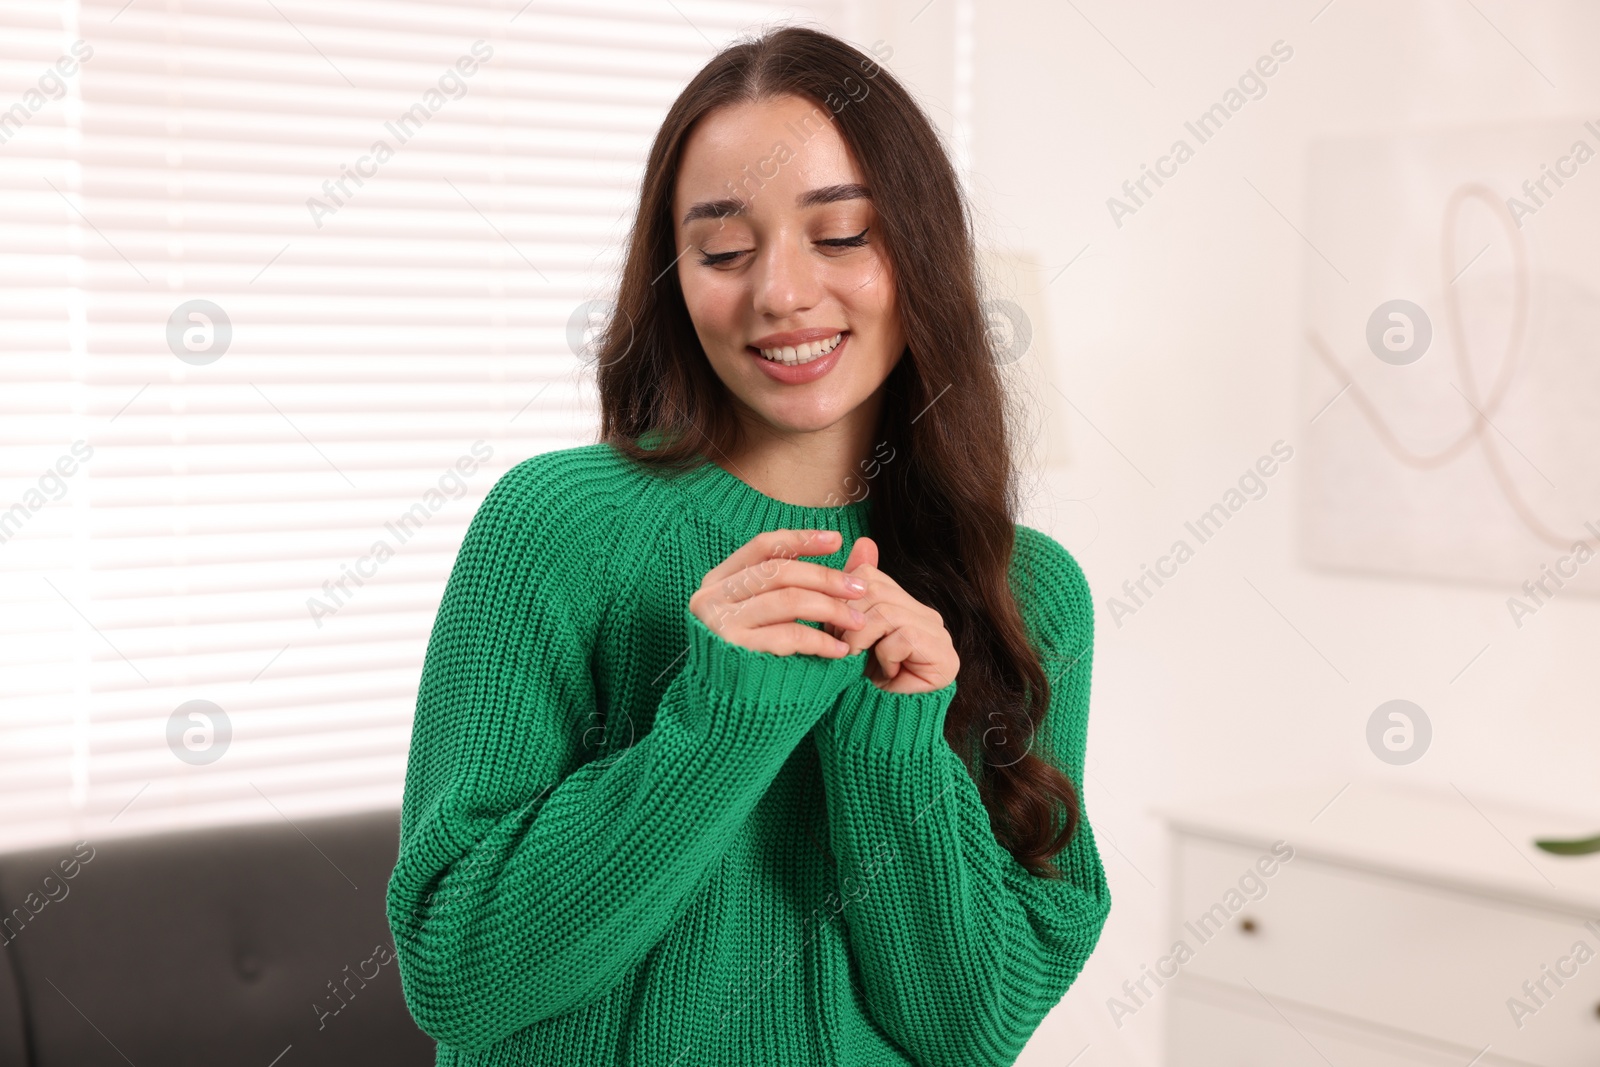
0, 808, 434, 1066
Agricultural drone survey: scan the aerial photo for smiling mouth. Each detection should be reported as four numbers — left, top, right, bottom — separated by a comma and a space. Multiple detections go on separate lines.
751, 331, 845, 366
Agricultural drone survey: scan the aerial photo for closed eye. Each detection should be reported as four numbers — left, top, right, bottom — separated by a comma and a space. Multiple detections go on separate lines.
695, 247, 744, 266
694, 225, 871, 267
817, 225, 870, 249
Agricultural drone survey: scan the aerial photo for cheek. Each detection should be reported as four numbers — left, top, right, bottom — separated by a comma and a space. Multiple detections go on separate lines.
835, 255, 898, 340
678, 268, 742, 343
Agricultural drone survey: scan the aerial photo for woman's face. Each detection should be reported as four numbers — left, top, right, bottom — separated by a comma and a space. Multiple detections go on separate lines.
672, 93, 905, 440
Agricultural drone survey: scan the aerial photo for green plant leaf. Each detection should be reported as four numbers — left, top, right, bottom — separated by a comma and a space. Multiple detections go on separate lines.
1533, 833, 1600, 856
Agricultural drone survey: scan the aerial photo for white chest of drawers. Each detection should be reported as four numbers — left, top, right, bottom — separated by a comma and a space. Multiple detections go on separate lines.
1156, 780, 1600, 1066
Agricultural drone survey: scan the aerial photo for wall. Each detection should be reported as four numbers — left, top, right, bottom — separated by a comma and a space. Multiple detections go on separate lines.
945, 3, 1600, 1064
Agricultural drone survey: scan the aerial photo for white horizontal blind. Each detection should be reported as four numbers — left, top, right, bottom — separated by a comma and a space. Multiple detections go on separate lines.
0, 0, 93, 852
0, 0, 843, 853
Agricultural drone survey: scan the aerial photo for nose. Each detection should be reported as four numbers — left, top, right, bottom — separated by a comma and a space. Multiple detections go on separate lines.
751, 229, 823, 321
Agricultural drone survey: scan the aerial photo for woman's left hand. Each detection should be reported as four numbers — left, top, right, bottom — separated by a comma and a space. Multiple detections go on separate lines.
823, 536, 960, 695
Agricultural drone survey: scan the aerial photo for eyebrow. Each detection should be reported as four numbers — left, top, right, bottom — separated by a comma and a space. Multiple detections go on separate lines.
680, 182, 871, 225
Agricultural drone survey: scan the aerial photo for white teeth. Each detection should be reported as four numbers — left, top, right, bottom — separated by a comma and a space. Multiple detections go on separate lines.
758, 332, 843, 365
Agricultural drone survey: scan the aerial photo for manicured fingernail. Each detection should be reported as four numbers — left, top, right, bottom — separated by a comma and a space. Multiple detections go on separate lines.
833, 639, 850, 654
844, 577, 866, 593
849, 608, 865, 624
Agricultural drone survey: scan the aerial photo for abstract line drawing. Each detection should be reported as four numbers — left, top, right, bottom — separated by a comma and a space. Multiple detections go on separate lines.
1308, 183, 1594, 553
1300, 124, 1600, 595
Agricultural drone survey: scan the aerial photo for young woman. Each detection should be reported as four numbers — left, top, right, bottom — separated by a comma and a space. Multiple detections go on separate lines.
387, 24, 1110, 1067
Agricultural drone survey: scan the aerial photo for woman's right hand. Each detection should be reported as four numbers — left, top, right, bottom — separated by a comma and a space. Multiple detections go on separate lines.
689, 529, 870, 658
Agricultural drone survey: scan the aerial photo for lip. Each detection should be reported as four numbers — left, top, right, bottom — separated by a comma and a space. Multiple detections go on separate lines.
749, 326, 847, 349
746, 331, 847, 385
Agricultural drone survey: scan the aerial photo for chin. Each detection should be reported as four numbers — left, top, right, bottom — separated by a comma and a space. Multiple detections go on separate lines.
749, 407, 849, 434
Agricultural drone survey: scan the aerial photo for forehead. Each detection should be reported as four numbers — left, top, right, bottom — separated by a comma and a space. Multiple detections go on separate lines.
673, 94, 863, 219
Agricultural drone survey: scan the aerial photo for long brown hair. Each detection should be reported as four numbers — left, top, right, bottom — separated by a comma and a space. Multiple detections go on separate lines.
593, 24, 1083, 878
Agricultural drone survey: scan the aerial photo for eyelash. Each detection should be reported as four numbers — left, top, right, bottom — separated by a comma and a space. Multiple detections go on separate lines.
696, 225, 870, 267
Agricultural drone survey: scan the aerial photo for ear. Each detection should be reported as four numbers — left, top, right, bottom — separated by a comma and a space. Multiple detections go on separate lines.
843, 535, 878, 574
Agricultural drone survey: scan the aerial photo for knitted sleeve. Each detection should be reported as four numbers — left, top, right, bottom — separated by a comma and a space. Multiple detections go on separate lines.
809, 524, 1111, 1067
385, 453, 870, 1052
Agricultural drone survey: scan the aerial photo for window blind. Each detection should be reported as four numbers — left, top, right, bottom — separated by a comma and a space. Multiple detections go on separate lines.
0, 0, 845, 853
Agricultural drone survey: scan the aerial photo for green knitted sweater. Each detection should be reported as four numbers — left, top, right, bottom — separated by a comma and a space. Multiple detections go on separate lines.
386, 441, 1110, 1066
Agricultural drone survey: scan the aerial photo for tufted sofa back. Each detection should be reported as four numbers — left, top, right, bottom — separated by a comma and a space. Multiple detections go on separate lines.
0, 809, 433, 1066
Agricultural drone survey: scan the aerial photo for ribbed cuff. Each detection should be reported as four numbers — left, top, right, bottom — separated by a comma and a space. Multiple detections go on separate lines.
817, 673, 957, 753
684, 604, 868, 712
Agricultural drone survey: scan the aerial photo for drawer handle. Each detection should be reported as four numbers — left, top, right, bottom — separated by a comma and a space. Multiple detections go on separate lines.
1238, 916, 1258, 934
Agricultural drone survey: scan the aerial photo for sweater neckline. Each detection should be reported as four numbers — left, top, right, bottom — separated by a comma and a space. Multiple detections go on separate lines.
669, 451, 873, 544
